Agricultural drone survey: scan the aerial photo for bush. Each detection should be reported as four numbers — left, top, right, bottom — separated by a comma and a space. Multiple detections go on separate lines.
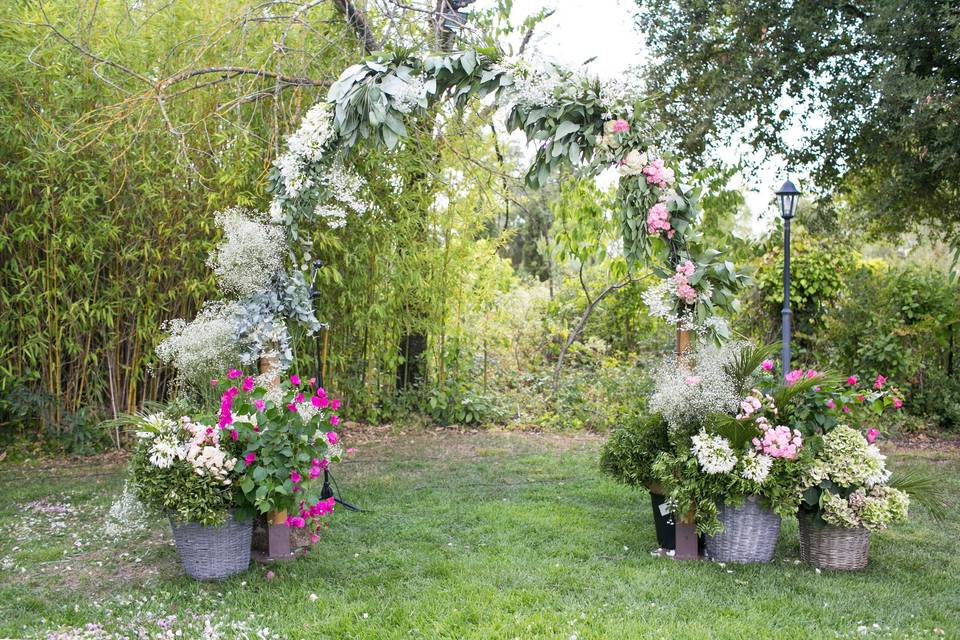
600, 411, 670, 488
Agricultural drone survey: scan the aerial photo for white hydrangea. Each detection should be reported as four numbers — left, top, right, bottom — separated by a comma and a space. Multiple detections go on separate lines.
740, 450, 774, 484
392, 75, 426, 113
207, 207, 285, 296
185, 445, 237, 484
690, 430, 737, 474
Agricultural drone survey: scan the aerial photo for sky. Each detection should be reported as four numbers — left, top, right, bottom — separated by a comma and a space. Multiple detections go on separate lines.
474, 0, 811, 232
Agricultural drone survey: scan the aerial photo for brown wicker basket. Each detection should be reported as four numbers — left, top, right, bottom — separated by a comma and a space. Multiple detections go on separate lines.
704, 495, 781, 563
798, 511, 870, 571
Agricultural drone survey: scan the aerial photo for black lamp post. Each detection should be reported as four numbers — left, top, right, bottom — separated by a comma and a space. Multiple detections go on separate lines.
776, 180, 801, 377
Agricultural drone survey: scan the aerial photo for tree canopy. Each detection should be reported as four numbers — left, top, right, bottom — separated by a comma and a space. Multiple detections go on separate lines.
636, 0, 960, 239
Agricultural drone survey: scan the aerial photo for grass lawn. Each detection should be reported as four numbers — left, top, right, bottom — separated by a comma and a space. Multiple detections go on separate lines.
1, 428, 958, 639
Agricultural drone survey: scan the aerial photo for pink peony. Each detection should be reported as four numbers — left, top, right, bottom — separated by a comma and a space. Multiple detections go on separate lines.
866, 428, 880, 444
641, 158, 675, 189
761, 360, 774, 372
784, 369, 805, 385
847, 375, 859, 386
874, 374, 887, 389
326, 431, 339, 445
612, 119, 630, 133
242, 376, 255, 392
290, 374, 301, 386
244, 452, 256, 464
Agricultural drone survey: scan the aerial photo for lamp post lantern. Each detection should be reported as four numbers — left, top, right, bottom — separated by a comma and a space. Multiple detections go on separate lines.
776, 179, 801, 378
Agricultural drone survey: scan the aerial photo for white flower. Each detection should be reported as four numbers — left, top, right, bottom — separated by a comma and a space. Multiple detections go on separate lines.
648, 344, 743, 433
690, 430, 737, 474
207, 207, 285, 296
148, 436, 183, 469
618, 149, 647, 176
156, 302, 242, 383
864, 445, 892, 487
740, 450, 773, 484
285, 102, 334, 162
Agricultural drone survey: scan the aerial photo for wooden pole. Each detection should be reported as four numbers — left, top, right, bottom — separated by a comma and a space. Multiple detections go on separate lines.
257, 347, 292, 560
673, 327, 700, 560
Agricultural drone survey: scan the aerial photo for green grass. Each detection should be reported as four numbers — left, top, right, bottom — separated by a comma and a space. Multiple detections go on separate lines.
1, 431, 958, 639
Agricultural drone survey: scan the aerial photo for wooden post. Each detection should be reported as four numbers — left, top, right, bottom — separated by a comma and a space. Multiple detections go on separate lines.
257, 348, 294, 561
673, 327, 700, 560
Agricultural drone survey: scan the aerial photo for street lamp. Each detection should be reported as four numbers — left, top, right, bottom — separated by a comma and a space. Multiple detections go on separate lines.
776, 179, 801, 377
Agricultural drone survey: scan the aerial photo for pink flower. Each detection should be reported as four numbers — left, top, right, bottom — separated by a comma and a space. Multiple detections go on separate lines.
286, 516, 305, 528
874, 374, 887, 389
242, 376, 255, 392
287, 403, 298, 412
309, 465, 322, 479
784, 369, 804, 385
295, 393, 304, 404
310, 533, 320, 544
331, 398, 341, 411
645, 202, 671, 236
290, 374, 301, 386
806, 369, 819, 379
866, 428, 880, 444
311, 395, 324, 408
319, 458, 329, 470
230, 429, 238, 441
330, 415, 340, 427
227, 386, 239, 398
210, 378, 218, 386
825, 399, 836, 409
291, 470, 302, 484
755, 425, 803, 459
254, 399, 266, 411
612, 119, 629, 133
761, 360, 774, 372
684, 376, 701, 386
857, 394, 866, 403
847, 375, 859, 386
893, 397, 903, 409
308, 377, 316, 386
642, 157, 675, 189
676, 283, 697, 304
842, 405, 851, 413
347, 448, 355, 454
244, 452, 256, 464
227, 369, 242, 379
326, 431, 339, 444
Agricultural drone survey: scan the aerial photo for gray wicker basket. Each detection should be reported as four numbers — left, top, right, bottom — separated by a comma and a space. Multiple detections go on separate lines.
170, 512, 253, 581
798, 511, 870, 571
704, 496, 781, 563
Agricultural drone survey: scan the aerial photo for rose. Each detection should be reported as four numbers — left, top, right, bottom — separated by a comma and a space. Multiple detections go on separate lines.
618, 149, 647, 175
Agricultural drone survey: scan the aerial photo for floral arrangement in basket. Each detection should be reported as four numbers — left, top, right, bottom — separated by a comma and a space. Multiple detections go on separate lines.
129, 369, 349, 543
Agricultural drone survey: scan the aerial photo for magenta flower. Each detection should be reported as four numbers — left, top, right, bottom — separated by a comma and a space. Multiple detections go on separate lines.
612, 119, 630, 133
295, 393, 304, 404
227, 369, 242, 379
874, 374, 887, 389
857, 394, 866, 403
761, 360, 774, 372
285, 516, 305, 528
842, 405, 851, 413
319, 458, 329, 470
866, 428, 880, 444
226, 386, 239, 398
825, 399, 836, 409
230, 429, 238, 441
330, 415, 340, 427
847, 375, 859, 385
290, 374, 301, 386
806, 369, 819, 379
331, 398, 341, 411
347, 448, 355, 454
242, 376, 255, 392
291, 470, 302, 484
244, 452, 256, 464
287, 403, 298, 412
308, 377, 316, 386
784, 369, 804, 385
326, 431, 338, 445
254, 399, 266, 411
893, 397, 903, 409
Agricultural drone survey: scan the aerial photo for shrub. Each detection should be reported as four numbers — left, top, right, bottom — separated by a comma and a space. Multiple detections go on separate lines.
600, 411, 670, 488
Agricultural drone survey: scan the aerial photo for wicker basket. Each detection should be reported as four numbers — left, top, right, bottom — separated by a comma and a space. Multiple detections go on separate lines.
704, 496, 781, 563
798, 511, 870, 571
170, 512, 253, 580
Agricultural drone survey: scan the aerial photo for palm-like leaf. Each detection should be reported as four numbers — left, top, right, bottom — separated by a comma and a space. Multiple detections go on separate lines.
888, 466, 949, 522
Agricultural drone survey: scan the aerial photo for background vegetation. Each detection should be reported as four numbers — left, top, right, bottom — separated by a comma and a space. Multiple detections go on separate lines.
3, 0, 960, 455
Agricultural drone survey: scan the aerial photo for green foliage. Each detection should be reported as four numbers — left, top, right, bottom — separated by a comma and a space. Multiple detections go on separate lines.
636, 0, 960, 240
600, 412, 670, 488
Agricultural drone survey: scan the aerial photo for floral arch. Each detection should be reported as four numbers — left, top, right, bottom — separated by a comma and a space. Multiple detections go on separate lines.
158, 49, 747, 380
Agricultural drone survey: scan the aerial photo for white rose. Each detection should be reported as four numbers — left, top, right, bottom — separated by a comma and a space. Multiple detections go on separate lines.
618, 149, 647, 176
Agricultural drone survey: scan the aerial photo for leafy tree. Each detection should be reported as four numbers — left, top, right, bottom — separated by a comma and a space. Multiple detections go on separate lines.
636, 0, 960, 239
